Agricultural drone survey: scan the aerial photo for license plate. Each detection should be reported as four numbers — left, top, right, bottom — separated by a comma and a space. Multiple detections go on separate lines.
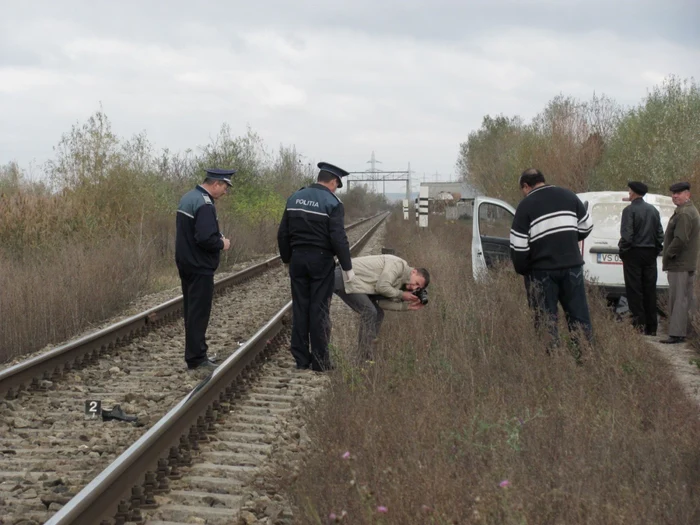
597, 253, 622, 265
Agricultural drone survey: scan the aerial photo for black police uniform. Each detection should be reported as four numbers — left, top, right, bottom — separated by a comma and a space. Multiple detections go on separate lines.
175, 169, 234, 369
277, 162, 353, 371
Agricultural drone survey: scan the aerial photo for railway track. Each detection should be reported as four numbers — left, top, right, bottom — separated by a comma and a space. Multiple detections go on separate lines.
0, 212, 388, 525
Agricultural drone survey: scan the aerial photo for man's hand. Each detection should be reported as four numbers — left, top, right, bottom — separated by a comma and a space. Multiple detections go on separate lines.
407, 302, 424, 311
402, 291, 420, 303
222, 238, 231, 251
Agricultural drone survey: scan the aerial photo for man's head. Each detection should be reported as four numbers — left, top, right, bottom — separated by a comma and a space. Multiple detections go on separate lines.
518, 168, 546, 196
670, 181, 691, 206
627, 181, 648, 201
201, 168, 236, 199
316, 162, 349, 193
406, 267, 430, 291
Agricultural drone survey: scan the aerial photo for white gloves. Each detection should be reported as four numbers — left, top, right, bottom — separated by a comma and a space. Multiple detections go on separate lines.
342, 269, 356, 283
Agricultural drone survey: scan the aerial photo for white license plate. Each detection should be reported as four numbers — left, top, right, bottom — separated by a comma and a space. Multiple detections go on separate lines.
597, 253, 622, 265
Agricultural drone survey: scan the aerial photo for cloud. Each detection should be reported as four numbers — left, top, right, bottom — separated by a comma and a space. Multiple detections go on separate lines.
0, 1, 698, 189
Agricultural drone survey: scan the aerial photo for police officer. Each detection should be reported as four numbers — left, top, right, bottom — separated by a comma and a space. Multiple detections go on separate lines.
277, 162, 353, 371
176, 168, 235, 371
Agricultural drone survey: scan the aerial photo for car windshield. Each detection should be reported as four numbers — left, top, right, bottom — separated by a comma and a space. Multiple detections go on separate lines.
591, 202, 675, 239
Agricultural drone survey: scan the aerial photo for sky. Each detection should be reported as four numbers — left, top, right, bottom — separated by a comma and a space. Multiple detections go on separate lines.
1, 0, 698, 194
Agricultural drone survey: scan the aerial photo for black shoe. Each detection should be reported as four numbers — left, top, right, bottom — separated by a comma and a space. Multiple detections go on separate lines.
102, 404, 138, 423
645, 331, 657, 336
188, 359, 219, 371
660, 336, 685, 344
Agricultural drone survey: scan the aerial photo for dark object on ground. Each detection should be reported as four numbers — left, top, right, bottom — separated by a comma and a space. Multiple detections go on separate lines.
102, 405, 138, 423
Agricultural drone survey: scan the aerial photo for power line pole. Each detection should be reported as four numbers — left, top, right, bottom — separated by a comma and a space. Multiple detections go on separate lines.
406, 162, 411, 204
366, 151, 383, 195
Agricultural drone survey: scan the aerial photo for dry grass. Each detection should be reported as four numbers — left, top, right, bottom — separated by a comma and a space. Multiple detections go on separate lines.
282, 214, 700, 524
0, 239, 151, 361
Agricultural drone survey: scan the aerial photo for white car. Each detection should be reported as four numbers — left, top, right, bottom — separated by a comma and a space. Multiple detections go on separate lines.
472, 191, 675, 302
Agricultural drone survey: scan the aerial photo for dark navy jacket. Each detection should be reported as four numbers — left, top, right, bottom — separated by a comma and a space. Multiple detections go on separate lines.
176, 186, 224, 275
277, 184, 352, 271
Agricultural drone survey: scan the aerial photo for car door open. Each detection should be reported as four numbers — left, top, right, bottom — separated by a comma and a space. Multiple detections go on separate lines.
472, 197, 516, 280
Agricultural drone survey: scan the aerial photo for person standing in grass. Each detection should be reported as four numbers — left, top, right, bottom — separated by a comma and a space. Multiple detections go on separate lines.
618, 181, 664, 337
175, 168, 234, 371
509, 168, 594, 355
660, 182, 700, 345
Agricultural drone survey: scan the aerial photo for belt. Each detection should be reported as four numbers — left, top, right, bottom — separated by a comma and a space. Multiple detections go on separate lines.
292, 245, 329, 252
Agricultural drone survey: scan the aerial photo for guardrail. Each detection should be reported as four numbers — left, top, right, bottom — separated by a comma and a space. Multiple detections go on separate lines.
46, 211, 388, 525
0, 213, 385, 399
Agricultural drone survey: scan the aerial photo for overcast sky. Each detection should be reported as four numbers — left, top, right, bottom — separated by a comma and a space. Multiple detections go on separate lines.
1, 0, 698, 193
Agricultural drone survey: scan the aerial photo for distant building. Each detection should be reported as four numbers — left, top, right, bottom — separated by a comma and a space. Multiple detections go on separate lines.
419, 181, 481, 200
419, 181, 482, 220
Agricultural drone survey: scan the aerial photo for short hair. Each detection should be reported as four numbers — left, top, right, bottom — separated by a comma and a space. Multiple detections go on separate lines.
317, 171, 337, 184
416, 268, 430, 288
519, 168, 546, 188
203, 177, 225, 186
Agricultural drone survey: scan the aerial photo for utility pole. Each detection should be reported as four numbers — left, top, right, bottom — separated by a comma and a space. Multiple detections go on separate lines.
405, 162, 411, 204
366, 151, 383, 195
347, 155, 410, 203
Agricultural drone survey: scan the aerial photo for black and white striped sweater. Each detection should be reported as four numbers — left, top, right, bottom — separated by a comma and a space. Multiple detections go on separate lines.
509, 185, 593, 275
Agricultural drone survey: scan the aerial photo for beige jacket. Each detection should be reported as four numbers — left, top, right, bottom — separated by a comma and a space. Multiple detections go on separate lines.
343, 254, 412, 311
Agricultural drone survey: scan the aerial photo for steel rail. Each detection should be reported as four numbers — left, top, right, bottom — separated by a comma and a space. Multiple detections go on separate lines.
46, 211, 388, 525
0, 213, 385, 399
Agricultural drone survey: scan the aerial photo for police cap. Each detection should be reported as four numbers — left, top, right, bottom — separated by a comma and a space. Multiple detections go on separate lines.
317, 162, 349, 189
205, 168, 237, 186
669, 181, 691, 193
627, 181, 648, 196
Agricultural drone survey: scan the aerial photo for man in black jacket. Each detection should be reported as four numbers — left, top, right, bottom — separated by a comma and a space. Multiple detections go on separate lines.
277, 162, 353, 371
510, 168, 594, 354
618, 181, 664, 336
176, 168, 234, 371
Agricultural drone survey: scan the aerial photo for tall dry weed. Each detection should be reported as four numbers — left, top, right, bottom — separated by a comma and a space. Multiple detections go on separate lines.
0, 238, 152, 361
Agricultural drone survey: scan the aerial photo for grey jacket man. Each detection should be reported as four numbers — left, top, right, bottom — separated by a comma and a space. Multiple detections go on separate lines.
662, 201, 700, 272
661, 197, 700, 342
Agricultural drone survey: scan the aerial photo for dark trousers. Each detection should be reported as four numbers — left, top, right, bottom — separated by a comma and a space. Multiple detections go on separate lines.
524, 266, 593, 350
178, 268, 214, 368
333, 268, 385, 359
289, 249, 336, 370
621, 247, 658, 334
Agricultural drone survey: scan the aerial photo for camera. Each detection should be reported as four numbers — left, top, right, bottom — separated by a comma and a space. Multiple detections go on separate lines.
413, 288, 429, 305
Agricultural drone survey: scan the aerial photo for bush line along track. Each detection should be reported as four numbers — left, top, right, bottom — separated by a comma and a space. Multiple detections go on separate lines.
0, 212, 387, 525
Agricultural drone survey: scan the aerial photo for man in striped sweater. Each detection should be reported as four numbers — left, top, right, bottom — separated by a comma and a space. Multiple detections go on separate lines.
509, 169, 594, 353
